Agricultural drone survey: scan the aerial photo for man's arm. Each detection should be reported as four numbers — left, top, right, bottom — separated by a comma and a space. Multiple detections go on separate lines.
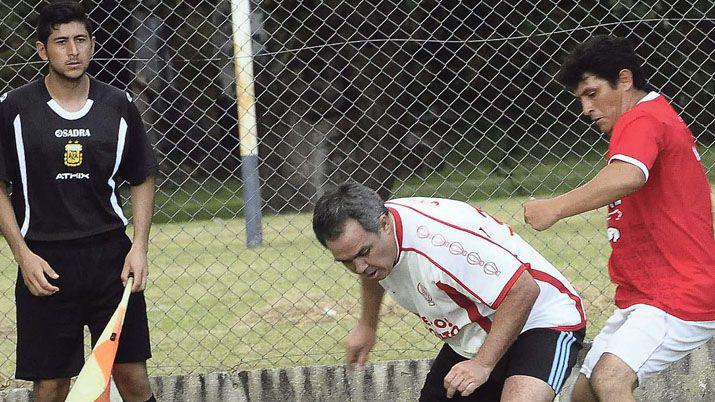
0, 182, 59, 296
358, 277, 385, 329
346, 277, 385, 366
524, 161, 645, 231
121, 175, 155, 292
444, 271, 540, 398
474, 271, 539, 368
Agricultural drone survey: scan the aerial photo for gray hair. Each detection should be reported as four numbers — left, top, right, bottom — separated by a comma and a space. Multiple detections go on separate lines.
312, 182, 388, 247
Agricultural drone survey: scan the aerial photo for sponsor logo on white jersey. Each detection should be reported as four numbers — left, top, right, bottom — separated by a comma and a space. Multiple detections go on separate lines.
56, 172, 90, 180
420, 315, 460, 339
416, 225, 501, 276
415, 199, 440, 206
55, 128, 91, 138
417, 282, 436, 306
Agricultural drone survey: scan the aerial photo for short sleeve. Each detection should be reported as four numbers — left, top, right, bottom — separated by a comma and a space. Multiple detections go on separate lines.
608, 116, 663, 181
117, 100, 157, 185
0, 93, 13, 183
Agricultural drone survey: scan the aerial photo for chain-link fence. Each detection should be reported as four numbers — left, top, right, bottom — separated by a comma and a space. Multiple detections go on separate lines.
1, 0, 713, 385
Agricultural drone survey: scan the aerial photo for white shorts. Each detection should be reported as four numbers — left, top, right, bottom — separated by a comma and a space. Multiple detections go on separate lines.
580, 304, 715, 385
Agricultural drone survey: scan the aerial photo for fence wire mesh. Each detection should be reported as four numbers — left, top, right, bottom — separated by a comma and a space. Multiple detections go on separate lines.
1, 0, 713, 383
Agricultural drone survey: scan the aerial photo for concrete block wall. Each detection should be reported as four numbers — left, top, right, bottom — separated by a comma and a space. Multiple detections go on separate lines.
2, 340, 712, 401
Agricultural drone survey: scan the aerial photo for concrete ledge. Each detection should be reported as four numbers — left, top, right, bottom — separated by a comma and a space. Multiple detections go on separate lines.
2, 340, 712, 401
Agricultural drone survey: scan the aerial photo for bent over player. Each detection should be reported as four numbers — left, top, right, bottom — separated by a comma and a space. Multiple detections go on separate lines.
0, 2, 156, 401
313, 182, 586, 401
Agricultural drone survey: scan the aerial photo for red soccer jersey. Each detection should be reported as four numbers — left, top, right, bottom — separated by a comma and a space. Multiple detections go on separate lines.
606, 92, 715, 321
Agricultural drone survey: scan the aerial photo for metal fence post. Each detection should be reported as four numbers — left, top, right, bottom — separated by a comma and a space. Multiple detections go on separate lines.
231, 0, 262, 247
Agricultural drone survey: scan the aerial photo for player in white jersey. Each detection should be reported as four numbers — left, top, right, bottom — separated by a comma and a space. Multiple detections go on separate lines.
313, 182, 586, 401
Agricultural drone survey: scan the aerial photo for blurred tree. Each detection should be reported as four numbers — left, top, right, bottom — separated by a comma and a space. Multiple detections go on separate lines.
2, 0, 711, 213
0, 1, 42, 91
254, 0, 449, 212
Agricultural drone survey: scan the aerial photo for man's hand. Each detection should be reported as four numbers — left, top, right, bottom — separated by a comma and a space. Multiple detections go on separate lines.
523, 198, 561, 231
121, 244, 148, 292
443, 359, 492, 398
346, 323, 377, 366
18, 249, 59, 296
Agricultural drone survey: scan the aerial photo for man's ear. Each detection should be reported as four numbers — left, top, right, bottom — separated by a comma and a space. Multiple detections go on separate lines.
36, 41, 48, 61
617, 69, 634, 91
379, 213, 390, 231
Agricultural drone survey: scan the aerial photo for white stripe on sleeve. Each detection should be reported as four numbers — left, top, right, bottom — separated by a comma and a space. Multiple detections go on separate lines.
609, 154, 649, 181
13, 116, 30, 236
109, 118, 129, 225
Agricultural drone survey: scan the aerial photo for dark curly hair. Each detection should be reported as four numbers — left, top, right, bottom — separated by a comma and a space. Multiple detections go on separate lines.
557, 35, 648, 91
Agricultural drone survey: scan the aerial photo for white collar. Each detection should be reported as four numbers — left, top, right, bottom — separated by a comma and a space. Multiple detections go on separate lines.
637, 91, 660, 104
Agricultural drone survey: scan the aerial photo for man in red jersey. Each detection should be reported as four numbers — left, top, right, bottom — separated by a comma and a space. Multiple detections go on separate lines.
523, 35, 715, 402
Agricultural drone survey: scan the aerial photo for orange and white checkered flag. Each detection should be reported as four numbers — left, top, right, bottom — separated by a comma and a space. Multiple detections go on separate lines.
66, 275, 134, 402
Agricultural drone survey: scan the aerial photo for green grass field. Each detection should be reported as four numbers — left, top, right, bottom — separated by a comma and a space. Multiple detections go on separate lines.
1, 147, 713, 382
0, 195, 613, 382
